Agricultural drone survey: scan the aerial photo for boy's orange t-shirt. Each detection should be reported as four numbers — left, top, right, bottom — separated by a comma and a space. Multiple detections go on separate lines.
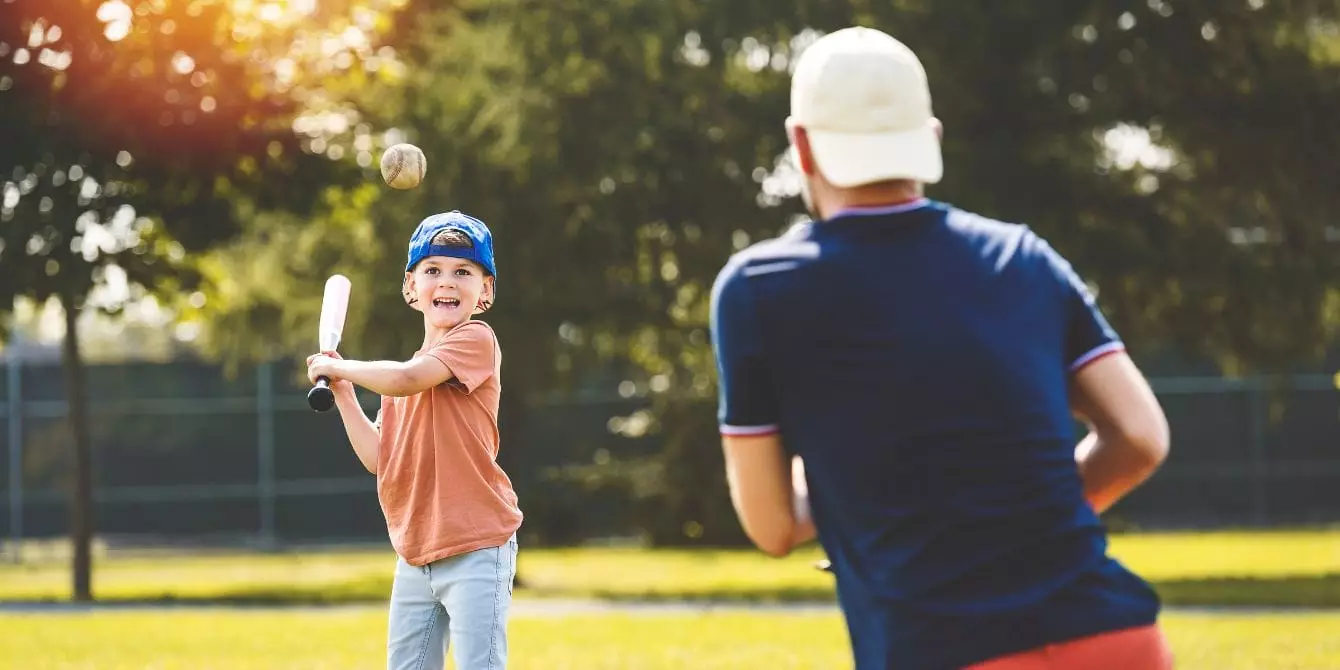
376, 320, 523, 566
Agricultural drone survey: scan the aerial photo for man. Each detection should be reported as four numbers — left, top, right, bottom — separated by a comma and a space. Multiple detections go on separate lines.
709, 26, 1175, 670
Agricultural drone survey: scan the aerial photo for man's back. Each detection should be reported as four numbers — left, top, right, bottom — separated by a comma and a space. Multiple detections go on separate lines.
711, 200, 1160, 669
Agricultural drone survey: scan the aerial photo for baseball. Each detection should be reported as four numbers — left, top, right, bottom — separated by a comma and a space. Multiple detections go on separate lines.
380, 143, 426, 190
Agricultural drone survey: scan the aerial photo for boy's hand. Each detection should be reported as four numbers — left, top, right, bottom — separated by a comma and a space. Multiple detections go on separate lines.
307, 351, 354, 395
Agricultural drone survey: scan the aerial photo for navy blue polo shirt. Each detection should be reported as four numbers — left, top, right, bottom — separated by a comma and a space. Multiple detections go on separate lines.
710, 200, 1160, 669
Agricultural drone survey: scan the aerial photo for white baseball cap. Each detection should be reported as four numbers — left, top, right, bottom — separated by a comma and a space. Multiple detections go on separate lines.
788, 27, 943, 187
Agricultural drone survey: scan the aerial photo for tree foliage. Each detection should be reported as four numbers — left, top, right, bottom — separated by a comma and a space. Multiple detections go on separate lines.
0, 0, 362, 314
188, 0, 1340, 545
0, 0, 398, 596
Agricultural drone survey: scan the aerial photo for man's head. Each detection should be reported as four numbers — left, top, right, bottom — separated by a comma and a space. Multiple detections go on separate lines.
403, 210, 497, 328
786, 27, 943, 219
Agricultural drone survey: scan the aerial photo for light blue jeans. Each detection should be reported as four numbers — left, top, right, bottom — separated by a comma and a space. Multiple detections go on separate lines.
387, 535, 518, 670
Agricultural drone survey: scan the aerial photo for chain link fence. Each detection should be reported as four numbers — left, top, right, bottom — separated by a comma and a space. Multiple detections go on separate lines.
1, 359, 1337, 558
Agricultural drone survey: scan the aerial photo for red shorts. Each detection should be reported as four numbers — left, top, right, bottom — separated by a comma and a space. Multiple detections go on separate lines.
966, 624, 1174, 670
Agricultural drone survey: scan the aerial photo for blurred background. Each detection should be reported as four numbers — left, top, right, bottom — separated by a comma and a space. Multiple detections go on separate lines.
0, 1, 1338, 668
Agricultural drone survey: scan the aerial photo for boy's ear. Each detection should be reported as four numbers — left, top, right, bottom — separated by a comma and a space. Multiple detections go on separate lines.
403, 271, 421, 310
476, 275, 496, 313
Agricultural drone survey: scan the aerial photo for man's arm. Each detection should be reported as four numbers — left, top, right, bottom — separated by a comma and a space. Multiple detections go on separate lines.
1037, 234, 1169, 513
1070, 351, 1170, 513
710, 255, 811, 557
722, 435, 817, 557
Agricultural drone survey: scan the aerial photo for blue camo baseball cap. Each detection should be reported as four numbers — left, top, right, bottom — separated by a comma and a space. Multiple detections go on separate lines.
404, 210, 497, 277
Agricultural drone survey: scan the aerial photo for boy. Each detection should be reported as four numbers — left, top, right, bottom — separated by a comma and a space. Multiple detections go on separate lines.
307, 210, 523, 670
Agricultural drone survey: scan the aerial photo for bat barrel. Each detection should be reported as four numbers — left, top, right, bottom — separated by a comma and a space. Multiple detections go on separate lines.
310, 274, 352, 413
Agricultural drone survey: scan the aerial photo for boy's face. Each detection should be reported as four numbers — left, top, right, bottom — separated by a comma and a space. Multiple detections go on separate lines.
404, 256, 494, 328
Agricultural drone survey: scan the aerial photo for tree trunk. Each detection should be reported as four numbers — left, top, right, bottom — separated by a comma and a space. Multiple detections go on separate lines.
60, 291, 93, 602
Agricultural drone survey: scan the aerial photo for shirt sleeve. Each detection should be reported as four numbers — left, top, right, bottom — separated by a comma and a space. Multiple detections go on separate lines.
424, 321, 497, 393
1038, 237, 1125, 373
709, 257, 779, 435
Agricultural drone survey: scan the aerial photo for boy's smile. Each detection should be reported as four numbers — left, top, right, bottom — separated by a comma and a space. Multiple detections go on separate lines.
430, 296, 462, 311
426, 293, 466, 324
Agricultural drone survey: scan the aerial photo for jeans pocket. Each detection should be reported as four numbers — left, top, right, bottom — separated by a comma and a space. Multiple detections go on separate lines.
508, 541, 518, 595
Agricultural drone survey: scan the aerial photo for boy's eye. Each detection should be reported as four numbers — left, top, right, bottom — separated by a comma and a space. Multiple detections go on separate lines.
425, 267, 439, 275
455, 268, 472, 276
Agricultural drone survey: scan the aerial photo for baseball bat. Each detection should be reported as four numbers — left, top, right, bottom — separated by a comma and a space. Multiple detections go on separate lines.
308, 274, 352, 412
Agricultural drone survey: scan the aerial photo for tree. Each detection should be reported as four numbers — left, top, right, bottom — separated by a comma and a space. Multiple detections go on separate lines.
0, 0, 379, 599
188, 0, 793, 543
187, 0, 1340, 545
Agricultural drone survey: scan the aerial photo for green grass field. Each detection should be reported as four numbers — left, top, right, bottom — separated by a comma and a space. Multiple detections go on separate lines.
1, 529, 1338, 668
2, 608, 1338, 669
1, 529, 1337, 607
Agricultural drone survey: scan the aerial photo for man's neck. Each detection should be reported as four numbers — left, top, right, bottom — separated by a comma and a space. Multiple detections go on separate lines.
818, 181, 924, 220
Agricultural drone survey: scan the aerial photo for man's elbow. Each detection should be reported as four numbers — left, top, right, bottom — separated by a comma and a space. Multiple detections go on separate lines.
745, 524, 795, 558
1117, 416, 1170, 473
754, 537, 793, 558
1138, 426, 1170, 472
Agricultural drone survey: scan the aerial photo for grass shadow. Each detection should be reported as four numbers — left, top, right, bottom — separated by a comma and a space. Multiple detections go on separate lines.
0, 574, 395, 608
519, 586, 839, 605
1153, 573, 1340, 609
4, 574, 1339, 611
521, 575, 1340, 609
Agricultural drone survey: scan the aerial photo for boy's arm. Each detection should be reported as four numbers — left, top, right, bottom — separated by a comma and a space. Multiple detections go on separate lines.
316, 355, 454, 397
311, 323, 496, 397
306, 352, 381, 472
332, 383, 379, 474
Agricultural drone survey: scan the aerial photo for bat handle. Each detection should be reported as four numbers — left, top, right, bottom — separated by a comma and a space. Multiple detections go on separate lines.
307, 376, 336, 412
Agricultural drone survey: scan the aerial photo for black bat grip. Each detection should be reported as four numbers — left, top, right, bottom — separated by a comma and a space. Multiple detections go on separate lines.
307, 376, 335, 412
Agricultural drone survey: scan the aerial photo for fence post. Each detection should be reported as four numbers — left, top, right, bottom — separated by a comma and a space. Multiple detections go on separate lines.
6, 357, 21, 563
1247, 377, 1268, 525
257, 361, 277, 550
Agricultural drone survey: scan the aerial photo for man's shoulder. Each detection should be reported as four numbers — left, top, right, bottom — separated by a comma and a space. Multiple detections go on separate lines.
936, 203, 1067, 268
716, 223, 822, 284
942, 203, 1036, 241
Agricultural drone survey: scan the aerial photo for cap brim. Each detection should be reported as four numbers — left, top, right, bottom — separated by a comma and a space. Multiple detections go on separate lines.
806, 125, 943, 188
